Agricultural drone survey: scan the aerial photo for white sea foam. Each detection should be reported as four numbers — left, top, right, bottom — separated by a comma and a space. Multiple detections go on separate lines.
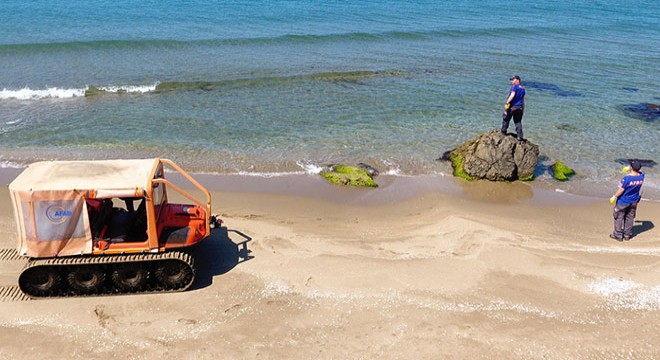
589, 278, 641, 296
0, 161, 23, 169
235, 170, 305, 177
296, 161, 324, 174
380, 159, 403, 175
295, 160, 408, 177
0, 83, 159, 100
306, 289, 557, 318
0, 87, 86, 99
383, 168, 402, 175
1, 118, 26, 136
588, 278, 660, 310
5, 119, 24, 125
97, 83, 158, 94
262, 281, 296, 296
523, 241, 660, 256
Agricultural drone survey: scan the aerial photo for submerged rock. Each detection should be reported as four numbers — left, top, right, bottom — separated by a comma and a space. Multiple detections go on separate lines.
320, 164, 378, 188
615, 158, 657, 168
619, 103, 660, 122
84, 86, 106, 97
447, 130, 539, 181
524, 81, 581, 97
437, 150, 452, 162
551, 161, 576, 181
555, 123, 581, 132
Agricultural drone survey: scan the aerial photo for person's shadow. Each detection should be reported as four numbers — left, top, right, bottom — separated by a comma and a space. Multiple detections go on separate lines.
632, 220, 654, 238
190, 226, 253, 289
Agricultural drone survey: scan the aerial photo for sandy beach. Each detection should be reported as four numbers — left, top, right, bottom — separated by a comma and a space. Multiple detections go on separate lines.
1, 174, 659, 359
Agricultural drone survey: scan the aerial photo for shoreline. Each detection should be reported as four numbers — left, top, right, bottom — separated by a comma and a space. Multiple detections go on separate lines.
0, 165, 617, 208
190, 172, 603, 207
1, 155, 658, 203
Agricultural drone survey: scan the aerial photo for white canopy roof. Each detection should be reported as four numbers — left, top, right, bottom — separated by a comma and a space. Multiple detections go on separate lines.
9, 158, 159, 192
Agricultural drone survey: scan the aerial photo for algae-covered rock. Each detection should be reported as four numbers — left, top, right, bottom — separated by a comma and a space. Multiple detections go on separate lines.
84, 86, 106, 97
320, 164, 378, 188
447, 130, 539, 182
449, 152, 473, 181
551, 161, 575, 181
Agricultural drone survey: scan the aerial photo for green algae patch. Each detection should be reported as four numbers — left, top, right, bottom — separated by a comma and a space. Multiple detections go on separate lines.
84, 86, 107, 97
311, 71, 377, 81
320, 164, 378, 188
155, 81, 216, 93
551, 161, 575, 181
449, 151, 473, 181
310, 70, 405, 82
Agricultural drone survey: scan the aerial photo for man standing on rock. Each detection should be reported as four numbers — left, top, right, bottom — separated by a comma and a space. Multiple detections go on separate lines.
501, 75, 526, 141
609, 160, 645, 241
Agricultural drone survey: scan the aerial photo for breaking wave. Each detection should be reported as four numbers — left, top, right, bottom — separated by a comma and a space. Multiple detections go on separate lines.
0, 84, 158, 100
0, 70, 404, 101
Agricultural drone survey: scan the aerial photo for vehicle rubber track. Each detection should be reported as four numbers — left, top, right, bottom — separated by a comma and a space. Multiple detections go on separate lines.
18, 251, 195, 299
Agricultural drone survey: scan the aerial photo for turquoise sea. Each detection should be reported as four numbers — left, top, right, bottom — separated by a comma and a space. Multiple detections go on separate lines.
1, 0, 658, 198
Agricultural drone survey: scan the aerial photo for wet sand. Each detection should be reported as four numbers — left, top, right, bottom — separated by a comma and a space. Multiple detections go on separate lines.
1, 174, 659, 359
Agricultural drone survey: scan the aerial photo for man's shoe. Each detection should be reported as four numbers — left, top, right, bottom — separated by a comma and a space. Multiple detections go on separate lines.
623, 237, 631, 241
609, 234, 623, 241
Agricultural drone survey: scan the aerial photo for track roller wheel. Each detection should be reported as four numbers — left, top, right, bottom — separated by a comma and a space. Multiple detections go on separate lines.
67, 265, 105, 294
111, 263, 148, 292
19, 266, 62, 297
154, 260, 193, 290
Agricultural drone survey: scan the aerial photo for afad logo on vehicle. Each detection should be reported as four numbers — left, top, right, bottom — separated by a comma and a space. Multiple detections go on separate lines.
45, 205, 73, 224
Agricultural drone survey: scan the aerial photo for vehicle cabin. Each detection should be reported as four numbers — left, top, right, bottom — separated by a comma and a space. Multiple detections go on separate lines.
8, 158, 212, 258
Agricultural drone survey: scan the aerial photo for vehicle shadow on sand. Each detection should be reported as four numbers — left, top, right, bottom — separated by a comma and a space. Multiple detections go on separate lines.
190, 226, 253, 289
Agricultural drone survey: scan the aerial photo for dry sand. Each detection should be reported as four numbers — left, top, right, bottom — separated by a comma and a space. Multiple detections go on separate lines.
0, 174, 659, 360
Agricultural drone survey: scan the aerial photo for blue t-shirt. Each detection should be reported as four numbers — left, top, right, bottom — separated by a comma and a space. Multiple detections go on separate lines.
509, 84, 525, 107
618, 172, 644, 204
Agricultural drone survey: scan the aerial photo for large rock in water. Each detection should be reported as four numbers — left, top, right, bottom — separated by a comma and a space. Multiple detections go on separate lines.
449, 130, 539, 181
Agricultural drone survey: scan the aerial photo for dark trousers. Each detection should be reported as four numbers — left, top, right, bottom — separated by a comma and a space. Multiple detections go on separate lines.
501, 107, 524, 140
613, 202, 638, 239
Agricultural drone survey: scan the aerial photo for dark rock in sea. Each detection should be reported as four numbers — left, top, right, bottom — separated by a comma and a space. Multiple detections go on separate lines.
619, 103, 660, 122
357, 163, 380, 177
437, 150, 452, 162
615, 159, 657, 168
523, 81, 581, 97
556, 123, 581, 132
446, 129, 539, 181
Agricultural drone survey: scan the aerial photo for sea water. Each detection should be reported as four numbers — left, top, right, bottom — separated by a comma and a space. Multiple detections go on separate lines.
1, 0, 658, 198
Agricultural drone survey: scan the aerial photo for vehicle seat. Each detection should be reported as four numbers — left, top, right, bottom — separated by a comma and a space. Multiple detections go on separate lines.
87, 198, 113, 239
127, 198, 148, 241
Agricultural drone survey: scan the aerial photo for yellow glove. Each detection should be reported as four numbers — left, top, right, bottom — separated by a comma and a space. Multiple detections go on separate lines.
609, 196, 616, 204
622, 166, 630, 173
505, 103, 511, 110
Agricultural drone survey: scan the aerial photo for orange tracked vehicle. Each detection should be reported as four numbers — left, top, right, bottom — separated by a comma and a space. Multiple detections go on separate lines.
8, 158, 221, 298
